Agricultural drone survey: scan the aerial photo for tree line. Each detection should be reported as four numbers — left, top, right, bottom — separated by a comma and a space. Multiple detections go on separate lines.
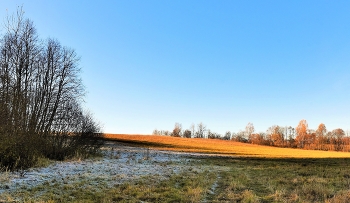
0, 9, 102, 170
153, 120, 350, 152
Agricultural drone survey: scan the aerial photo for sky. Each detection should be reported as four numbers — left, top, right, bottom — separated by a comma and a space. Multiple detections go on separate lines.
1, 1, 350, 134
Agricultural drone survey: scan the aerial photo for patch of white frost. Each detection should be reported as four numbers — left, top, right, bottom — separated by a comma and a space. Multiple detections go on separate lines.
0, 141, 198, 197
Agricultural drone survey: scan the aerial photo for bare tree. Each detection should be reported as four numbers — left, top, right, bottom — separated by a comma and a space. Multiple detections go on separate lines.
267, 125, 284, 147
195, 122, 206, 138
0, 8, 101, 169
207, 129, 221, 139
245, 122, 255, 142
171, 123, 182, 137
315, 123, 327, 150
332, 128, 345, 151
190, 123, 195, 138
223, 131, 231, 140
233, 130, 247, 142
295, 119, 308, 148
152, 129, 160, 135
183, 129, 191, 138
163, 130, 171, 136
285, 126, 296, 147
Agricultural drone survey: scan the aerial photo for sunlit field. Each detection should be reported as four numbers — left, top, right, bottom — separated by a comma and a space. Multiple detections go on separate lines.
3, 136, 350, 202
104, 134, 350, 158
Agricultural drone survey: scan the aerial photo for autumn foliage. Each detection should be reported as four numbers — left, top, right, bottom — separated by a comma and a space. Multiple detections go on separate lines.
152, 120, 350, 152
104, 134, 350, 158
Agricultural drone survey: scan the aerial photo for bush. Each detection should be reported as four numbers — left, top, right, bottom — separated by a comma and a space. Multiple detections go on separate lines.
183, 130, 192, 138
0, 133, 43, 170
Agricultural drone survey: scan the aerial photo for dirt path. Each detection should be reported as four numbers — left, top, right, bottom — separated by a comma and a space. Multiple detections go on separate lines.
203, 173, 221, 202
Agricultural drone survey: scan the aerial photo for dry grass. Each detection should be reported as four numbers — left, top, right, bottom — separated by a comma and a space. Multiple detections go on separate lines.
3, 139, 350, 202
104, 134, 350, 158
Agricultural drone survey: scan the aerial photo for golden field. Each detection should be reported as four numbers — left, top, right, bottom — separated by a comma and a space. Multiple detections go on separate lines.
103, 134, 350, 158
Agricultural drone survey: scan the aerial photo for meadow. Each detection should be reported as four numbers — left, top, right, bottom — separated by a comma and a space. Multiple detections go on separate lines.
2, 135, 350, 202
104, 134, 350, 158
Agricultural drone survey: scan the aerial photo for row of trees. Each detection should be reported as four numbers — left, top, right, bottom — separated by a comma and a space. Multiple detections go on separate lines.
153, 122, 226, 139
153, 120, 350, 152
245, 121, 349, 151
0, 9, 102, 170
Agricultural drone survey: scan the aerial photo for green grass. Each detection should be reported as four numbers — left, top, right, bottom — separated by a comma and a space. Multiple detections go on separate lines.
1, 170, 217, 203
200, 157, 350, 202
2, 155, 350, 202
107, 170, 216, 203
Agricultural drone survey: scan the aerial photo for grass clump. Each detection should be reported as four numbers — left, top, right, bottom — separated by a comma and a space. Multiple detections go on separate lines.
106, 170, 216, 203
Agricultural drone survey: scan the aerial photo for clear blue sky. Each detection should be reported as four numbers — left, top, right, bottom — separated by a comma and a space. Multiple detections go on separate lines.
1, 1, 350, 134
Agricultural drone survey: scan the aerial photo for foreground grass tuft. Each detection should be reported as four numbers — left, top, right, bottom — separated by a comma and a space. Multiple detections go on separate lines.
108, 172, 214, 203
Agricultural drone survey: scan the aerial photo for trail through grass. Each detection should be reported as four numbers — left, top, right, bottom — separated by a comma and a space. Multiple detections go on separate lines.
200, 157, 350, 202
2, 141, 350, 202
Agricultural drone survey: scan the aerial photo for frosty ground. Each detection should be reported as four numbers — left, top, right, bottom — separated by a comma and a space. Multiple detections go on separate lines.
0, 141, 217, 201
2, 141, 350, 202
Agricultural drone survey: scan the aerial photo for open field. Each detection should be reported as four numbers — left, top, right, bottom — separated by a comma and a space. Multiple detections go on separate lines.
2, 138, 350, 202
0, 142, 210, 202
104, 134, 350, 158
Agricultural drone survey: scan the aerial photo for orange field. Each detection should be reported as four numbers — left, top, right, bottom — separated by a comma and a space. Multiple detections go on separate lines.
103, 134, 350, 158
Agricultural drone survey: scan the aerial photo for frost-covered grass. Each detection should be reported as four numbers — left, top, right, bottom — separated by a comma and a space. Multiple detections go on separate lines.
2, 141, 350, 202
0, 142, 207, 202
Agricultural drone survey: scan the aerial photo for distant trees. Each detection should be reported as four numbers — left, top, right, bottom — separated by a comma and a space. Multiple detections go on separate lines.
267, 125, 284, 147
232, 130, 247, 142
315, 123, 327, 150
295, 120, 308, 148
223, 131, 231, 140
190, 123, 195, 138
171, 123, 182, 137
183, 130, 192, 138
332, 128, 345, 151
0, 9, 101, 170
207, 130, 221, 139
195, 122, 206, 138
152, 120, 350, 152
286, 126, 296, 147
251, 132, 268, 145
245, 122, 255, 141
154, 122, 221, 139
152, 129, 170, 136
